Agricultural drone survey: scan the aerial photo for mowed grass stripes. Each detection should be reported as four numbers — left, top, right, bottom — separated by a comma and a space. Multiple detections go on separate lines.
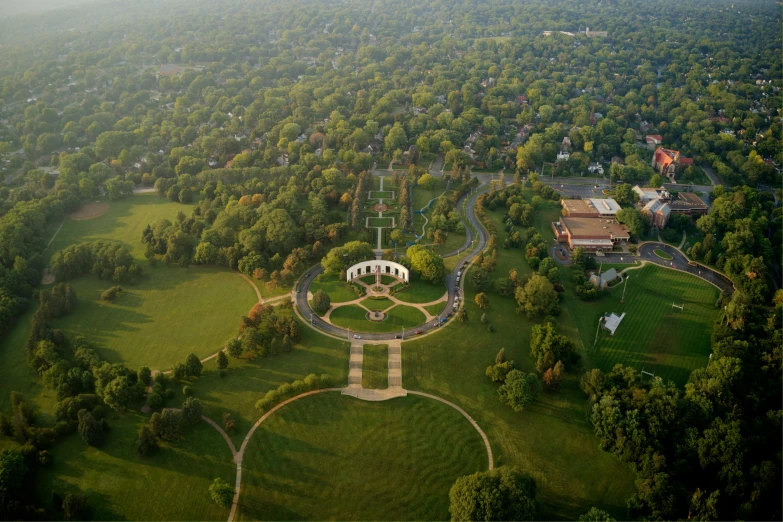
574, 264, 720, 386
236, 392, 486, 521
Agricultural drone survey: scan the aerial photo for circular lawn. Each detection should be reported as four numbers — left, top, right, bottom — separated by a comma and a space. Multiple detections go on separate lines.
236, 392, 487, 521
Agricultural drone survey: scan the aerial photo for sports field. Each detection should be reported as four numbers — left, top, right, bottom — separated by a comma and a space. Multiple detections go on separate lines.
236, 393, 486, 521
362, 344, 388, 389
569, 264, 720, 386
329, 304, 425, 333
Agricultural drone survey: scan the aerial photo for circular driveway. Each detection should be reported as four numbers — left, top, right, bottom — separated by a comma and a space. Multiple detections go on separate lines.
296, 184, 489, 340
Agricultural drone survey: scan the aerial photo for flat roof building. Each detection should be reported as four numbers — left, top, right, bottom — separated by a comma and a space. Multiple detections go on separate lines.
552, 217, 630, 252
561, 198, 621, 217
588, 198, 621, 216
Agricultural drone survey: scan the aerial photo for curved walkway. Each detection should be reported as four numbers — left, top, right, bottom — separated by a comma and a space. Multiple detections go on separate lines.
223, 387, 494, 522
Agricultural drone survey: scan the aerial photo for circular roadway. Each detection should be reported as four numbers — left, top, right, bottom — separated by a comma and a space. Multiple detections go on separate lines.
296, 182, 489, 341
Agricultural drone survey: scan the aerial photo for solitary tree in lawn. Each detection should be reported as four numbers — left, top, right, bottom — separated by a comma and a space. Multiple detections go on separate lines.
311, 289, 331, 315
449, 467, 537, 521
216, 350, 228, 376
209, 477, 235, 508
184, 353, 203, 377
475, 292, 489, 309
497, 370, 541, 411
182, 397, 203, 426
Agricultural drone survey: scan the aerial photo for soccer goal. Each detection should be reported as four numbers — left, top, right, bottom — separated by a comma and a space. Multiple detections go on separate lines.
671, 302, 684, 311
640, 369, 655, 382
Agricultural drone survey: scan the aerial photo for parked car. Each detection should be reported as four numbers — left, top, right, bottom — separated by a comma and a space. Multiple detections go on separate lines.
394, 335, 402, 339
415, 330, 422, 335
353, 335, 361, 339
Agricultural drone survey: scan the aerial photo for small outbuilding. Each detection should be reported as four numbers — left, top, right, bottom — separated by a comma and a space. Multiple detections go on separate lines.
589, 268, 618, 289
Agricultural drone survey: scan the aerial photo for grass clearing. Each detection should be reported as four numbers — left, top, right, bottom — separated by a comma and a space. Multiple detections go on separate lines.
368, 217, 395, 227
362, 344, 388, 389
52, 266, 257, 370
236, 393, 486, 521
310, 274, 359, 303
330, 304, 425, 333
188, 311, 350, 446
36, 412, 234, 521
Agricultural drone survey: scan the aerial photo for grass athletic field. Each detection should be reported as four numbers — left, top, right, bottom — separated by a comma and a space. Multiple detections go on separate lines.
330, 304, 426, 333
570, 265, 720, 386
362, 344, 388, 389
236, 393, 486, 521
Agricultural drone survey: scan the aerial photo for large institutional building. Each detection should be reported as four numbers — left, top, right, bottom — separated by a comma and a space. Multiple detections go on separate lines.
552, 217, 630, 252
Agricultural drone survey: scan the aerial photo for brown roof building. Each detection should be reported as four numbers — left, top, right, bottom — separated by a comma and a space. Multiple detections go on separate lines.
552, 217, 630, 252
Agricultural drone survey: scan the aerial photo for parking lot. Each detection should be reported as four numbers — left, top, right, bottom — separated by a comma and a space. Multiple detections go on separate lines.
550, 183, 608, 199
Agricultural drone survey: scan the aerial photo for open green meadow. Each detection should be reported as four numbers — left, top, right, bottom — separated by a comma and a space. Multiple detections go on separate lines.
330, 304, 426, 333
53, 266, 257, 369
180, 310, 350, 446
236, 392, 486, 521
46, 194, 182, 260
362, 344, 388, 389
36, 413, 234, 521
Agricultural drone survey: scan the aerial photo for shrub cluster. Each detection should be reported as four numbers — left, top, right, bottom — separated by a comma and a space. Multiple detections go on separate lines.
254, 374, 335, 412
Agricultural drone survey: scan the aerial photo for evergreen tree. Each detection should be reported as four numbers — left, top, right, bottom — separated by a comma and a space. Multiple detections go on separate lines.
137, 425, 159, 456
216, 351, 228, 376
77, 409, 104, 446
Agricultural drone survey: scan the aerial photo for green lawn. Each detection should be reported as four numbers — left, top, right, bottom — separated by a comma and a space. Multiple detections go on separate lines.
654, 248, 674, 260
46, 194, 182, 261
52, 266, 257, 370
380, 275, 397, 285
361, 297, 394, 311
36, 412, 234, 521
236, 393, 486, 521
393, 279, 447, 304
368, 217, 394, 227
402, 272, 636, 520
424, 302, 446, 317
570, 264, 720, 386
330, 304, 426, 333
362, 344, 388, 389
369, 190, 395, 199
359, 275, 377, 285
186, 310, 350, 446
310, 274, 359, 303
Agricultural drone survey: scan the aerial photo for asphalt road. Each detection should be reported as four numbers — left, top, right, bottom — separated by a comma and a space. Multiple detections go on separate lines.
637, 242, 734, 294
295, 181, 490, 341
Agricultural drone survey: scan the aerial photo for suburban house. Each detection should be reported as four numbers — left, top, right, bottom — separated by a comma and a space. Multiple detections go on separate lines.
561, 198, 621, 218
557, 151, 570, 161
552, 217, 630, 252
588, 162, 604, 174
589, 268, 618, 289
651, 146, 693, 177
645, 134, 663, 148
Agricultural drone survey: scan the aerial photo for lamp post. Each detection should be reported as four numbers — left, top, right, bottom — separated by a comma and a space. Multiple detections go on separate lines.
401, 327, 404, 340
